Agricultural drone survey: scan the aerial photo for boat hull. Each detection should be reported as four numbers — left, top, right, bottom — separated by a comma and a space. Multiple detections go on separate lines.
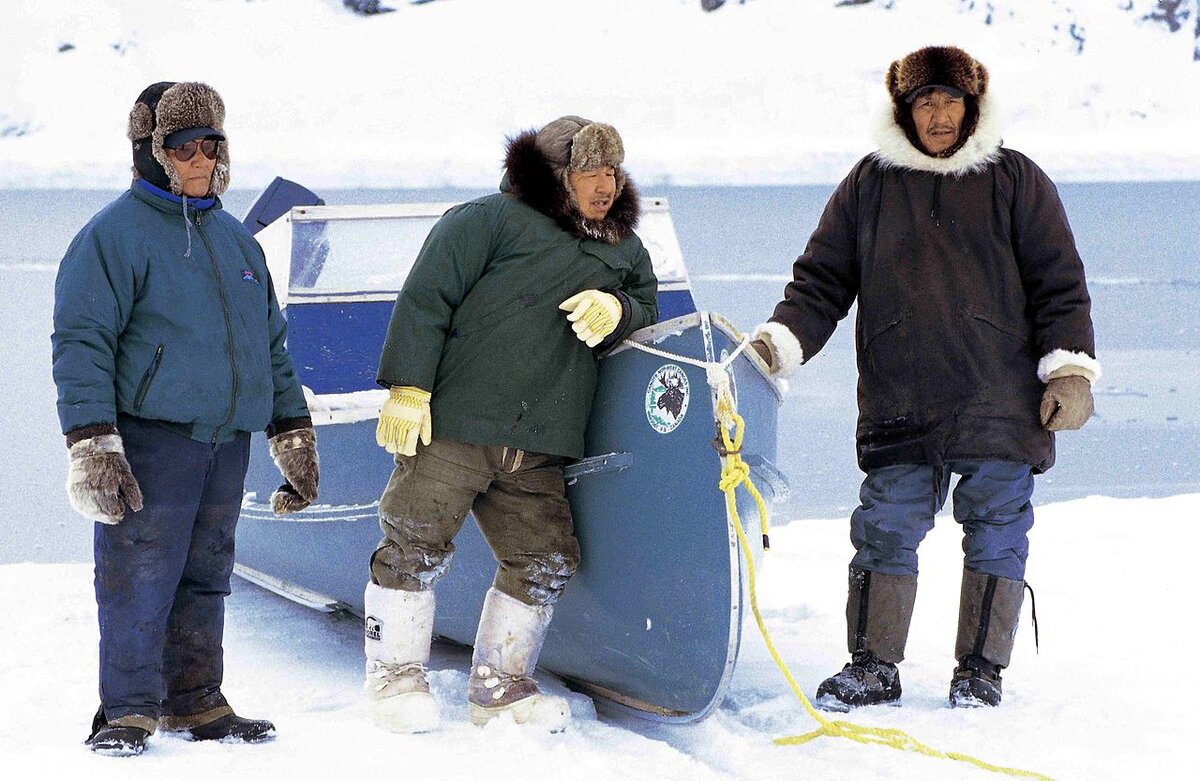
236, 312, 786, 721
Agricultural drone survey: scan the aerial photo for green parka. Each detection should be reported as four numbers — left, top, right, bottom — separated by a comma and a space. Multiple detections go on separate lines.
377, 131, 658, 458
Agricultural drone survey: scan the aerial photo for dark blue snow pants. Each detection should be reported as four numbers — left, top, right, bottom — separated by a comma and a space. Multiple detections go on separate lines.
849, 461, 1035, 581
94, 415, 250, 724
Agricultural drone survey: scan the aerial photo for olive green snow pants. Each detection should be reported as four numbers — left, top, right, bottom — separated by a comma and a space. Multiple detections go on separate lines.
370, 438, 580, 606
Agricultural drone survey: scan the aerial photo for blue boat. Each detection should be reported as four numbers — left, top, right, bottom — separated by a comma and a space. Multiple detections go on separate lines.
234, 179, 789, 721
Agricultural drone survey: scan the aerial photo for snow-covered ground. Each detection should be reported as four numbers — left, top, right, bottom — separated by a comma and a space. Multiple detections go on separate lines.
3, 495, 1196, 779
3, 0, 1199, 188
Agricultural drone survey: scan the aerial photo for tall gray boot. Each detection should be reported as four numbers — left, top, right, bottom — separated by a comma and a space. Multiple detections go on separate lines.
815, 567, 918, 711
950, 568, 1025, 708
467, 588, 569, 731
363, 581, 440, 732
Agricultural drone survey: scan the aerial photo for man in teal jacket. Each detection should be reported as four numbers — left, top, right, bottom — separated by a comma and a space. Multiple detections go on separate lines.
51, 82, 319, 756
364, 116, 658, 733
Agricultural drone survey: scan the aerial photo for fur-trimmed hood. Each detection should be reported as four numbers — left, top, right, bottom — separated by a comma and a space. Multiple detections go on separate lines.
871, 93, 1003, 177
502, 130, 640, 245
127, 81, 230, 196
873, 45, 1002, 177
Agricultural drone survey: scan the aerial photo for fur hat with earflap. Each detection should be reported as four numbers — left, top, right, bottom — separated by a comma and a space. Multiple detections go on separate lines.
127, 81, 230, 197
885, 46, 989, 161
503, 115, 640, 245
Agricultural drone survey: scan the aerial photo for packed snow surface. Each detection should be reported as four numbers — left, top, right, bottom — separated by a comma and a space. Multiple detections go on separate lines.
2, 495, 1196, 778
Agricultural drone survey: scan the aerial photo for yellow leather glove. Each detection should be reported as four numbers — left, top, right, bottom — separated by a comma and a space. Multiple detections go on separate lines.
558, 290, 622, 348
375, 386, 432, 456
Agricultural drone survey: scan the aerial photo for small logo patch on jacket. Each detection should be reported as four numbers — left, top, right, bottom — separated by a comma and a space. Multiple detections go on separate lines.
365, 616, 382, 642
241, 269, 259, 284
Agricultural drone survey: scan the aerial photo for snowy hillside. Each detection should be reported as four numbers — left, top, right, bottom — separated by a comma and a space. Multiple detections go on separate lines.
3, 0, 1200, 188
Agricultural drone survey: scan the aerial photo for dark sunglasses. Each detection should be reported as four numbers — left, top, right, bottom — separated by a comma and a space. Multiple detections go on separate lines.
167, 138, 221, 162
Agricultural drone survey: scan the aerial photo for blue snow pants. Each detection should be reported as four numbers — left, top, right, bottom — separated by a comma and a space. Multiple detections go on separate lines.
94, 415, 250, 724
849, 461, 1035, 581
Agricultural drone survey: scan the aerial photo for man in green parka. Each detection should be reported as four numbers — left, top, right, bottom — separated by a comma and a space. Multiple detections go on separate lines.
363, 116, 658, 733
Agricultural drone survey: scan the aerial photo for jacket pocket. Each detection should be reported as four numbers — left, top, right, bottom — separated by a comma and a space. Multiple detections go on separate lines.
966, 309, 1028, 342
134, 344, 165, 411
858, 308, 918, 419
860, 306, 911, 353
580, 241, 634, 273
451, 272, 572, 338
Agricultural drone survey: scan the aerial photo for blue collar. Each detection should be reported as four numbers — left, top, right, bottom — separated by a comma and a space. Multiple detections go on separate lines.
135, 178, 216, 210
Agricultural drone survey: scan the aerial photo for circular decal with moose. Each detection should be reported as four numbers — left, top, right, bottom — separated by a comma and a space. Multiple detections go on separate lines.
646, 364, 690, 434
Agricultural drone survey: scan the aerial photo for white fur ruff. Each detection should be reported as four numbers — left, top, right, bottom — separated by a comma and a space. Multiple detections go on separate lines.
1038, 349, 1102, 385
871, 94, 1004, 177
752, 322, 805, 378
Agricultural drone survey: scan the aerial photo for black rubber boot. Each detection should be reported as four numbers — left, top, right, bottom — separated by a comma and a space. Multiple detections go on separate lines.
949, 569, 1025, 708
815, 567, 917, 711
815, 650, 902, 712
185, 713, 276, 743
84, 706, 149, 757
949, 654, 1003, 708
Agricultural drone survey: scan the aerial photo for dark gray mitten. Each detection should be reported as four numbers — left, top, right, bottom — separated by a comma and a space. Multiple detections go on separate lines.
67, 435, 144, 524
268, 427, 319, 514
1039, 375, 1094, 431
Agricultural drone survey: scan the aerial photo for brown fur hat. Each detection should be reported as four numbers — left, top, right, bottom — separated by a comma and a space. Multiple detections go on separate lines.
885, 46, 989, 159
886, 46, 989, 104
127, 81, 231, 196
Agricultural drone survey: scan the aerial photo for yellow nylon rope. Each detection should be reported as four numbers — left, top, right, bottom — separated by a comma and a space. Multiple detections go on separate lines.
713, 389, 1054, 781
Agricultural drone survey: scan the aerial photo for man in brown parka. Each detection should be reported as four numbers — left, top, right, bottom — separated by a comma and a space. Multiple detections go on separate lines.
750, 46, 1100, 710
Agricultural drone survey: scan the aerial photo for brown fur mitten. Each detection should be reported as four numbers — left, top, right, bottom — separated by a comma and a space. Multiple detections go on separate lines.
67, 435, 144, 524
268, 427, 319, 514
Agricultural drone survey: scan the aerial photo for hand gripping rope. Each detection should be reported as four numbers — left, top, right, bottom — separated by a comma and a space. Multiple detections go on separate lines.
622, 331, 1054, 781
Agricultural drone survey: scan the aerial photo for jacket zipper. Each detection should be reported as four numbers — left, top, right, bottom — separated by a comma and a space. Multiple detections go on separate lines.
133, 344, 165, 410
930, 175, 943, 226
195, 210, 241, 443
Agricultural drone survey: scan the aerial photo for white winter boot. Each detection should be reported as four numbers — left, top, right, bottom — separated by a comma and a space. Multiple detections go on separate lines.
364, 582, 440, 733
467, 588, 570, 731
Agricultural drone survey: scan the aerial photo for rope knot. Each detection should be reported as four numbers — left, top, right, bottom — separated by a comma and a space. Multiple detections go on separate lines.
719, 459, 750, 492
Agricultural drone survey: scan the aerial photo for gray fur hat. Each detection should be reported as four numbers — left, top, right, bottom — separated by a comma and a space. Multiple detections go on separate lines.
127, 81, 231, 196
533, 115, 626, 202
534, 115, 625, 173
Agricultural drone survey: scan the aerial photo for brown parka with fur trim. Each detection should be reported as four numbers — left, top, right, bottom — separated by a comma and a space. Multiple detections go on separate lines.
758, 51, 1098, 473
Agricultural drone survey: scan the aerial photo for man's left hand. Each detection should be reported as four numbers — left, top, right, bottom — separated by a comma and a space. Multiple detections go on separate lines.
268, 427, 319, 514
559, 290, 622, 348
1039, 375, 1094, 431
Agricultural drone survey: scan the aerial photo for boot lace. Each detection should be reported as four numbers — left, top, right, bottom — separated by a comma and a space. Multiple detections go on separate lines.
471, 665, 540, 704
366, 660, 429, 694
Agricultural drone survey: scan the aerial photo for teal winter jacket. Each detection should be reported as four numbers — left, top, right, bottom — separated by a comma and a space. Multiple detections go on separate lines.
52, 180, 309, 443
